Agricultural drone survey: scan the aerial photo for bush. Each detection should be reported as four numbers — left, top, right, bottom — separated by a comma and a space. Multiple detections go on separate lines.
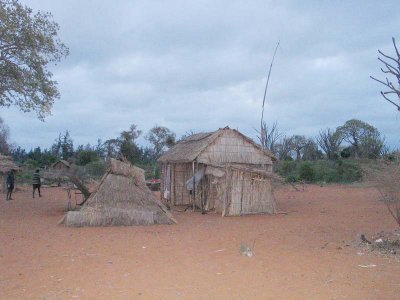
275, 159, 363, 184
76, 150, 99, 166
278, 161, 297, 176
337, 160, 362, 182
285, 174, 299, 183
340, 147, 351, 158
299, 162, 315, 182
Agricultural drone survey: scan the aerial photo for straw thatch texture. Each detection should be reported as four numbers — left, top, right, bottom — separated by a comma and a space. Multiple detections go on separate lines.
158, 132, 217, 163
51, 160, 70, 171
61, 159, 176, 227
158, 127, 277, 164
0, 155, 21, 193
0, 154, 20, 173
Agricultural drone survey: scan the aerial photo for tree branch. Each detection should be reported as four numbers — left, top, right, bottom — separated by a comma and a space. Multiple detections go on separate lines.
392, 37, 400, 61
378, 50, 399, 65
380, 92, 400, 111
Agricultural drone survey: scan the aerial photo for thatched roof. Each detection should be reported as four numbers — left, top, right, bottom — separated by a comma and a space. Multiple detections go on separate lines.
0, 154, 20, 174
51, 160, 70, 168
61, 159, 176, 227
158, 127, 277, 163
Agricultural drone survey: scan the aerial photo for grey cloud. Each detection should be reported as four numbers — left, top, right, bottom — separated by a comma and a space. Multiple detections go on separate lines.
2, 0, 400, 150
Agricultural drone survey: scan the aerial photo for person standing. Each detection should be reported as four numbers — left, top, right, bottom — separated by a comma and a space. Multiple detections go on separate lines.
32, 168, 41, 198
6, 170, 15, 200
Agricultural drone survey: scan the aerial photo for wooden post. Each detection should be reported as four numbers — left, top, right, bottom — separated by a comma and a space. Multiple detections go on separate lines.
222, 166, 231, 217
192, 161, 195, 211
240, 171, 245, 216
160, 164, 164, 201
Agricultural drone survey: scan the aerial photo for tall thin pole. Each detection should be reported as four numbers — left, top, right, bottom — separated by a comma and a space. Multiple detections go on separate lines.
260, 41, 280, 149
192, 161, 195, 211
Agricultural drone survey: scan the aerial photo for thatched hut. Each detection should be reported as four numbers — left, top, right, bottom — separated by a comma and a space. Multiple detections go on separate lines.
0, 155, 20, 193
51, 160, 71, 171
61, 159, 176, 226
158, 127, 278, 216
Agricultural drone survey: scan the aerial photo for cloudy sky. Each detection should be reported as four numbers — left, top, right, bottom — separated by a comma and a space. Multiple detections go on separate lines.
3, 0, 400, 150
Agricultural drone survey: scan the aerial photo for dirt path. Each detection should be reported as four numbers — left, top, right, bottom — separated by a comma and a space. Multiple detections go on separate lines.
0, 185, 399, 299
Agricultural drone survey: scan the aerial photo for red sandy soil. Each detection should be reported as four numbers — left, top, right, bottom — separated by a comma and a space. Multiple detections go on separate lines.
1, 185, 399, 299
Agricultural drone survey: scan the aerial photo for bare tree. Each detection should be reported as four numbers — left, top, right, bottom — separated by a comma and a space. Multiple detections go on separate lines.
276, 136, 293, 160
317, 128, 343, 160
366, 161, 400, 227
257, 121, 283, 155
302, 139, 323, 161
370, 37, 400, 111
290, 135, 307, 161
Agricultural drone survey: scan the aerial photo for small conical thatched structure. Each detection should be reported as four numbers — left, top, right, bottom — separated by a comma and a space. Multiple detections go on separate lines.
0, 154, 20, 193
61, 159, 176, 227
0, 154, 20, 174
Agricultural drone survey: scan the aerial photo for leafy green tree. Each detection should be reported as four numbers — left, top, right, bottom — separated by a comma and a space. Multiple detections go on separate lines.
51, 133, 62, 158
103, 138, 120, 159
0, 116, 10, 154
145, 125, 176, 158
11, 145, 26, 162
61, 130, 73, 160
336, 119, 384, 158
94, 139, 105, 159
51, 130, 74, 160
0, 0, 69, 119
26, 146, 57, 167
76, 149, 98, 166
360, 132, 386, 159
119, 124, 142, 163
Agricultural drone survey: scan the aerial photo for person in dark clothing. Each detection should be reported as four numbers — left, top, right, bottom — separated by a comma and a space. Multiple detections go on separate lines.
6, 170, 15, 200
32, 168, 41, 198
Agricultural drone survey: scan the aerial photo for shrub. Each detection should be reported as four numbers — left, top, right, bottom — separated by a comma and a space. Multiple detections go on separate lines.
337, 160, 362, 182
277, 161, 297, 176
340, 147, 351, 158
274, 159, 363, 184
76, 150, 99, 166
299, 162, 315, 182
285, 174, 299, 183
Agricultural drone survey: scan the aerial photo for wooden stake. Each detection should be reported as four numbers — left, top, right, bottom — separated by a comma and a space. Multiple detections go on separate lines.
192, 161, 195, 211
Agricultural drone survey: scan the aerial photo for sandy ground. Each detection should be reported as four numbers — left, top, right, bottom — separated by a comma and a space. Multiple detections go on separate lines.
1, 185, 399, 300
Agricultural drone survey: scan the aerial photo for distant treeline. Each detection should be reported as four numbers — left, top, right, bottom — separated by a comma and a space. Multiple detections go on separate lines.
1, 118, 398, 183
259, 119, 392, 161
8, 124, 176, 179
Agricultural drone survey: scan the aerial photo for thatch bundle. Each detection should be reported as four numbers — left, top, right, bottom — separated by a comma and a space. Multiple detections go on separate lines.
61, 159, 176, 227
0, 154, 20, 174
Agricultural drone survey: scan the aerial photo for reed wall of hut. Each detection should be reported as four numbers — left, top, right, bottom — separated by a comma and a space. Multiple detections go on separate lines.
159, 127, 278, 216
